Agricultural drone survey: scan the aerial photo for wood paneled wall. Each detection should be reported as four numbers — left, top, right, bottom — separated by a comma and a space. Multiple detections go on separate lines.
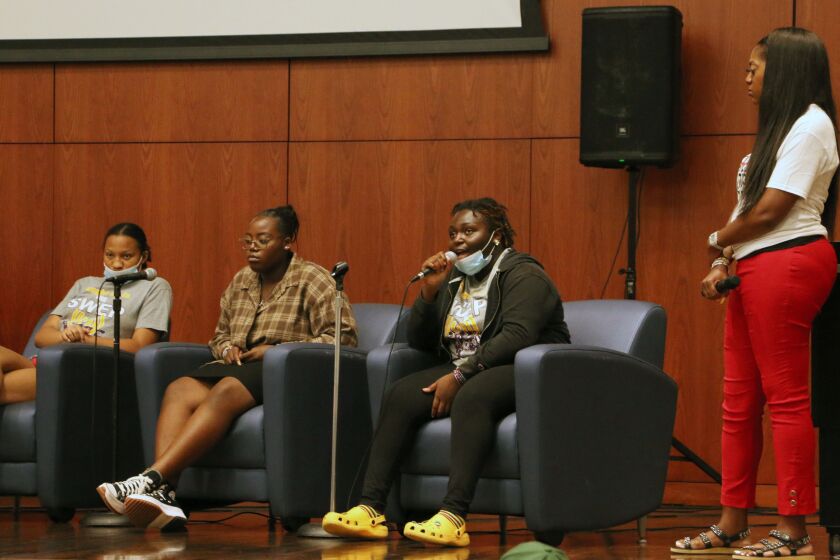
3, 0, 837, 500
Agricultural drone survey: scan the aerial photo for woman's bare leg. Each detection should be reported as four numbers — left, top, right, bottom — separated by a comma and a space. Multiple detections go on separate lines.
150, 377, 256, 483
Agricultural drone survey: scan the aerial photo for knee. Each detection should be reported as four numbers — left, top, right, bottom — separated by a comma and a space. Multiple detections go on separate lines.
206, 377, 253, 411
163, 376, 199, 403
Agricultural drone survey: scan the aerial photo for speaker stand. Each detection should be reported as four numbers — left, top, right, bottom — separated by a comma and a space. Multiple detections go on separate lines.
619, 165, 721, 484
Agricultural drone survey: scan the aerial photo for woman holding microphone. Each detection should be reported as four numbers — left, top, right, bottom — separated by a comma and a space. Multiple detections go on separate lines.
675, 27, 838, 557
322, 197, 570, 547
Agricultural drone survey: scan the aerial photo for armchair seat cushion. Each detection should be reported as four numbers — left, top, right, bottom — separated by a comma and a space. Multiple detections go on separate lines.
192, 406, 265, 469
0, 402, 36, 462
402, 413, 519, 479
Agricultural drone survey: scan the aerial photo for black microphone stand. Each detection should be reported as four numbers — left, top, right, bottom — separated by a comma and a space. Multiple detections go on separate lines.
82, 280, 132, 527
620, 165, 720, 487
298, 262, 349, 538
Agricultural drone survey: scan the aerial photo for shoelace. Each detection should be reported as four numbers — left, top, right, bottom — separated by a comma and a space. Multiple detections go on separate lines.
116, 475, 152, 498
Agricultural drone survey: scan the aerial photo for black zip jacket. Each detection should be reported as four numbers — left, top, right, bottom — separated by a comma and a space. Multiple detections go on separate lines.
407, 250, 570, 378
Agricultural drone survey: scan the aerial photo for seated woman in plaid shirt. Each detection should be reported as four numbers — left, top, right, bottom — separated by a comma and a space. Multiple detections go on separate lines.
96, 204, 358, 530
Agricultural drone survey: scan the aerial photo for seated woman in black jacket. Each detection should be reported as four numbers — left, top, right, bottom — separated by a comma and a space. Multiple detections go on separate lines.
322, 197, 570, 547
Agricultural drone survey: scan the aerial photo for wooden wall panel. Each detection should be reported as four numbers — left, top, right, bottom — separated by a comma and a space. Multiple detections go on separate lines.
288, 140, 530, 303
531, 139, 629, 300
0, 65, 53, 143
533, 0, 791, 138
289, 55, 534, 141
53, 143, 286, 343
798, 0, 840, 118
55, 61, 289, 143
0, 146, 53, 353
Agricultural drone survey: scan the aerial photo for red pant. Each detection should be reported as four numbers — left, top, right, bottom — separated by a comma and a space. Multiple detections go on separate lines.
722, 238, 836, 515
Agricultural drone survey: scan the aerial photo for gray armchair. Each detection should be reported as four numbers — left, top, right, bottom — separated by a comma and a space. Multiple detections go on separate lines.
134, 302, 407, 530
1, 312, 146, 522
365, 299, 678, 544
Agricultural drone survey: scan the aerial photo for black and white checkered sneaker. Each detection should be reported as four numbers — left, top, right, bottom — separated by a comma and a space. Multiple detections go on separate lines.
124, 483, 187, 530
96, 472, 160, 515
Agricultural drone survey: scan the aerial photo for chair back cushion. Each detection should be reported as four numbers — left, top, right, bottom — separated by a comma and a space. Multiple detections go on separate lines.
23, 311, 53, 358
562, 300, 666, 368
352, 303, 408, 353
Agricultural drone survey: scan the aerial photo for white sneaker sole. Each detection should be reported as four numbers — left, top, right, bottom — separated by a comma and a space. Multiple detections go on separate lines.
123, 494, 186, 530
96, 483, 126, 515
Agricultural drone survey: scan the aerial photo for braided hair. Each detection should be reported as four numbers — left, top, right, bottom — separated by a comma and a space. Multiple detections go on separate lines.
451, 197, 516, 248
256, 204, 300, 243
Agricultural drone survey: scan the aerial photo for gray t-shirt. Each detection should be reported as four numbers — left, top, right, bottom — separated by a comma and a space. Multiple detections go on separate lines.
52, 276, 172, 339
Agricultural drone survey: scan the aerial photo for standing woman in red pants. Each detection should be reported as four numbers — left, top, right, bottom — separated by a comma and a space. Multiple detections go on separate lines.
673, 27, 838, 557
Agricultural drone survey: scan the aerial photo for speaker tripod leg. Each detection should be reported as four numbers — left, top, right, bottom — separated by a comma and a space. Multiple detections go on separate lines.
672, 437, 721, 484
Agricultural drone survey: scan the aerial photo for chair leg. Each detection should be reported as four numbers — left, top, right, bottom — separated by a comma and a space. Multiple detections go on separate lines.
13, 496, 21, 521
636, 515, 647, 544
499, 514, 507, 544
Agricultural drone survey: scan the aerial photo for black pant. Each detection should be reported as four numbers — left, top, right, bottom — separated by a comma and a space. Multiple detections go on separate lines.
360, 362, 515, 518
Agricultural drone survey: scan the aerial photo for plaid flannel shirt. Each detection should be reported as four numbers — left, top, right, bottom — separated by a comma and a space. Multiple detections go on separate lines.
209, 255, 357, 359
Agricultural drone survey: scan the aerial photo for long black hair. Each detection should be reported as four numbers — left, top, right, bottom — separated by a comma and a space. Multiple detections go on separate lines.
741, 27, 837, 233
257, 204, 300, 243
103, 222, 152, 265
451, 197, 516, 248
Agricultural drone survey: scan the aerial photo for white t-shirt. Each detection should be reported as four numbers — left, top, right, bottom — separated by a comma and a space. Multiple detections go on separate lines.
731, 104, 839, 260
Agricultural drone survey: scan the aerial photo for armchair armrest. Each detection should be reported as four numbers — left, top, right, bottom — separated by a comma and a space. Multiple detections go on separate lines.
514, 344, 677, 533
35, 343, 142, 509
134, 342, 213, 464
366, 344, 446, 425
262, 343, 371, 518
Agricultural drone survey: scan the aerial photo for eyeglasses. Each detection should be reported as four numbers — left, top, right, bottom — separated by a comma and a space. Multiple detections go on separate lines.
239, 237, 276, 251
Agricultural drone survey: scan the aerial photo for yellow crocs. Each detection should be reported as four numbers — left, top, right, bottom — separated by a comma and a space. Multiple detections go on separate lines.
322, 505, 389, 539
403, 511, 470, 547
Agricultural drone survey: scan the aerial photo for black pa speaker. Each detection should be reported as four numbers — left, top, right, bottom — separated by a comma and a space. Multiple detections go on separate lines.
580, 6, 682, 168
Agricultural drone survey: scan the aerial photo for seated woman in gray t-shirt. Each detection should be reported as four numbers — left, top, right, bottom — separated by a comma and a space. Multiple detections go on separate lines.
0, 222, 172, 404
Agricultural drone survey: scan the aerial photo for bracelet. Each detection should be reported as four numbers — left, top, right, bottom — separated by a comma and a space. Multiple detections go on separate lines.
708, 231, 724, 251
452, 368, 466, 385
222, 346, 232, 358
711, 256, 730, 269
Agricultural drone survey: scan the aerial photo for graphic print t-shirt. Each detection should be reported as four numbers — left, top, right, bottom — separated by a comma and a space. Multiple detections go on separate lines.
444, 249, 509, 365
52, 276, 172, 339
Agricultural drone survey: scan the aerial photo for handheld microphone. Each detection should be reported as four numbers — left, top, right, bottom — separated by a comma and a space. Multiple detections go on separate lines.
104, 268, 157, 285
715, 275, 741, 294
411, 251, 457, 283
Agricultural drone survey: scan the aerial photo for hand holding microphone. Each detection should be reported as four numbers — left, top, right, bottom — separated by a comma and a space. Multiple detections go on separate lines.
414, 251, 456, 302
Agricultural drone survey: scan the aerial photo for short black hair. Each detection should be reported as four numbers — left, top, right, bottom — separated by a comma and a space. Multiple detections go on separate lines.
451, 197, 516, 248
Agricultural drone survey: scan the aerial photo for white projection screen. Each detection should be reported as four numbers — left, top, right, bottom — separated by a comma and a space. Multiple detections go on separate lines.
0, 0, 547, 62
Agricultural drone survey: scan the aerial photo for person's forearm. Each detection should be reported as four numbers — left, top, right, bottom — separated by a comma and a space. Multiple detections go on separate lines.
716, 211, 779, 247
79, 334, 142, 353
34, 327, 64, 348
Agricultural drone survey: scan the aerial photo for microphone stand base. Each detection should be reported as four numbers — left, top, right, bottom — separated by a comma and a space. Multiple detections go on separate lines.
296, 522, 342, 538
80, 511, 134, 527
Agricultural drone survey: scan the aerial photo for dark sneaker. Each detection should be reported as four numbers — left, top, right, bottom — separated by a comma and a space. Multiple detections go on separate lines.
96, 472, 159, 515
123, 483, 187, 530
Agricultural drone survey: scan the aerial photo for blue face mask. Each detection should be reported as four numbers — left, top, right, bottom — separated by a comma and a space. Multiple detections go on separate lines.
103, 261, 142, 279
454, 230, 499, 276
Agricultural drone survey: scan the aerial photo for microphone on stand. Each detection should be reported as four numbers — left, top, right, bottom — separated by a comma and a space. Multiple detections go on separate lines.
410, 251, 457, 283
715, 275, 741, 294
104, 268, 157, 285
